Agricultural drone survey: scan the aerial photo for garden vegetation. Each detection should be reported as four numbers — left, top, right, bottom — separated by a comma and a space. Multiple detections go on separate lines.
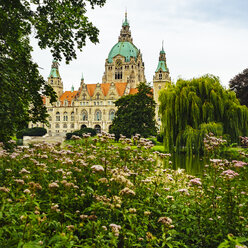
159, 75, 248, 154
0, 133, 247, 247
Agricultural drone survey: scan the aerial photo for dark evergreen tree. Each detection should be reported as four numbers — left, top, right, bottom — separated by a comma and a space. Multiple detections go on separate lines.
110, 82, 157, 138
0, 0, 106, 144
229, 68, 248, 107
159, 75, 248, 153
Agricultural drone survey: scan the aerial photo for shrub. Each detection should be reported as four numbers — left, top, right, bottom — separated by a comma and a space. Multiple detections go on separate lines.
66, 128, 96, 140
16, 127, 47, 139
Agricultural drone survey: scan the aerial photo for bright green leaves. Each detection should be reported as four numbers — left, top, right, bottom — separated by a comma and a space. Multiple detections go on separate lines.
159, 74, 248, 153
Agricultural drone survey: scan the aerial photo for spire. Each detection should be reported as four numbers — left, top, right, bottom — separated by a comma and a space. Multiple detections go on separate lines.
119, 11, 132, 42
49, 59, 60, 78
81, 72, 84, 81
156, 45, 168, 72
160, 40, 165, 54
71, 85, 74, 92
123, 10, 129, 27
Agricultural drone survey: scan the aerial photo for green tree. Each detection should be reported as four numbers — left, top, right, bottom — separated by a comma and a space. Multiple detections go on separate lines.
0, 0, 106, 144
229, 68, 248, 107
159, 75, 248, 153
110, 82, 157, 138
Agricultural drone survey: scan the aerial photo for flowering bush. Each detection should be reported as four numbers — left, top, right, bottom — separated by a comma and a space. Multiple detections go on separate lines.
0, 133, 247, 247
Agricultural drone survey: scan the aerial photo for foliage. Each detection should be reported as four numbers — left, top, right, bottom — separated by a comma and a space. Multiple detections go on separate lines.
16, 127, 47, 139
0, 0, 106, 144
0, 134, 247, 247
110, 82, 157, 139
159, 75, 248, 153
229, 68, 248, 107
66, 127, 96, 140
157, 133, 164, 143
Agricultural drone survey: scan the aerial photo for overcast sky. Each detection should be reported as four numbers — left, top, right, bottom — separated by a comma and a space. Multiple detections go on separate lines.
31, 0, 248, 91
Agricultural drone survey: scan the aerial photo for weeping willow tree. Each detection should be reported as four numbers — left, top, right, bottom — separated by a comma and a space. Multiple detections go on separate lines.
159, 75, 248, 153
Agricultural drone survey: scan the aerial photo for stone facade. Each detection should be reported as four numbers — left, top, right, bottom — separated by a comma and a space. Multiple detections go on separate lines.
29, 13, 171, 136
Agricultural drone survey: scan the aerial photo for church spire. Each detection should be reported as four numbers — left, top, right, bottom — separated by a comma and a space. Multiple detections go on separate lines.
49, 59, 60, 78
156, 43, 168, 72
118, 11, 133, 42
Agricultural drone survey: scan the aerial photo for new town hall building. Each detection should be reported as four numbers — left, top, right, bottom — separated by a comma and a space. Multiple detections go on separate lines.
33, 13, 171, 136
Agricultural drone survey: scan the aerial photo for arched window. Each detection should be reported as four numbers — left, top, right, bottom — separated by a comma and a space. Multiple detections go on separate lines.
63, 112, 68, 121
64, 100, 68, 106
71, 112, 74, 121
82, 93, 86, 100
109, 110, 115, 121
63, 123, 67, 128
56, 112, 60, 121
49, 116, 52, 121
95, 110, 102, 121
159, 72, 162, 80
71, 124, 74, 129
115, 70, 122, 79
56, 124, 60, 128
82, 110, 88, 121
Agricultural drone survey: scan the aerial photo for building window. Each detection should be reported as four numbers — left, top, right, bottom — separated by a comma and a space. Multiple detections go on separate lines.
71, 124, 74, 129
82, 110, 88, 121
64, 100, 68, 106
49, 116, 52, 121
83, 94, 86, 100
56, 101, 60, 107
115, 70, 122, 79
109, 110, 115, 121
63, 112, 68, 121
95, 110, 102, 121
159, 73, 162, 80
63, 124, 67, 128
96, 93, 100, 100
71, 112, 74, 121
158, 85, 162, 90
56, 124, 60, 128
56, 112, 60, 121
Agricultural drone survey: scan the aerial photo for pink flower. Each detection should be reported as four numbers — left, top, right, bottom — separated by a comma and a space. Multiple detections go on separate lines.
91, 165, 104, 172
221, 169, 239, 179
189, 178, 202, 186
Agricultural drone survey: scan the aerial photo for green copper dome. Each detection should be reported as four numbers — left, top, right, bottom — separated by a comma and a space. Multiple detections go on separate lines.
108, 41, 139, 63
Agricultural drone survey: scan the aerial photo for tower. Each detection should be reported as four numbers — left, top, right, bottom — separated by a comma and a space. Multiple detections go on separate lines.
153, 43, 171, 125
102, 12, 146, 88
48, 60, 63, 98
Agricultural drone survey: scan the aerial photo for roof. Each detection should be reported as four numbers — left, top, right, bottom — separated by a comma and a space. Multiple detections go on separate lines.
49, 68, 60, 78
156, 60, 168, 73
60, 91, 78, 105
108, 41, 139, 63
115, 83, 128, 96
85, 82, 128, 97
129, 88, 138, 95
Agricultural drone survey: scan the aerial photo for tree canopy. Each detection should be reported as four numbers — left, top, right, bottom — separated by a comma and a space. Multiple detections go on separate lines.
159, 75, 248, 154
110, 82, 157, 139
229, 68, 248, 107
0, 0, 106, 144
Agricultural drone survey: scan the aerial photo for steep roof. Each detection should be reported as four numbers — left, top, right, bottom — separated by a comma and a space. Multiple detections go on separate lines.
115, 82, 128, 96
60, 91, 78, 105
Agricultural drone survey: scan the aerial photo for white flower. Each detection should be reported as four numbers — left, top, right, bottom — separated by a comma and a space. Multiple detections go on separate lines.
91, 165, 104, 172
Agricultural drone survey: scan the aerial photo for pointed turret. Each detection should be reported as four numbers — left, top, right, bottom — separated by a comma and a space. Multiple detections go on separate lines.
118, 11, 133, 43
153, 43, 171, 126
80, 72, 84, 86
48, 60, 63, 98
156, 42, 169, 73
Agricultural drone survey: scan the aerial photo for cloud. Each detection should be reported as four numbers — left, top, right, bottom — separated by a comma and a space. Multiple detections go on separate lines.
30, 0, 248, 90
